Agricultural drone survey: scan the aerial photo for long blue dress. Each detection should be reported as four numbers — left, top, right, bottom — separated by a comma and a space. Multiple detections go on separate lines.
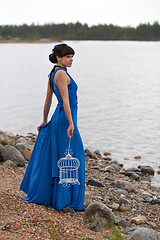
20, 67, 85, 211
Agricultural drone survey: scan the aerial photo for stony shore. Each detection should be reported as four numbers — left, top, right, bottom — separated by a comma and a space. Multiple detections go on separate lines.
0, 38, 54, 44
0, 130, 160, 240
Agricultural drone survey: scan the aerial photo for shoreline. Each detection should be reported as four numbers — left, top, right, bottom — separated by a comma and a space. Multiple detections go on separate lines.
0, 130, 159, 188
0, 38, 55, 44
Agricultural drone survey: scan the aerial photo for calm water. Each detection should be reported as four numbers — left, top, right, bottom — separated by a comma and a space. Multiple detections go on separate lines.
0, 41, 160, 187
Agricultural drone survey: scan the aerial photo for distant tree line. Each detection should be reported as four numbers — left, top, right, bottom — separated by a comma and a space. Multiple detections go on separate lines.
0, 21, 160, 41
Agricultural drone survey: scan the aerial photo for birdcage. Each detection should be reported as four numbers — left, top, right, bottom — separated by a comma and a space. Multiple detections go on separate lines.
57, 139, 80, 187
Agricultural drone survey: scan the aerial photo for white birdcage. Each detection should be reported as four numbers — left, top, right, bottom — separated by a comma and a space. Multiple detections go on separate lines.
57, 139, 80, 187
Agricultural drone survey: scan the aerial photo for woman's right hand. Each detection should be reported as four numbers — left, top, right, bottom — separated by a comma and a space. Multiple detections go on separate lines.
37, 121, 47, 132
67, 123, 74, 139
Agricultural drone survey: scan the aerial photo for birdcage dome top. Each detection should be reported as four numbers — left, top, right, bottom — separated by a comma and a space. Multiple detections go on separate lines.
58, 153, 80, 168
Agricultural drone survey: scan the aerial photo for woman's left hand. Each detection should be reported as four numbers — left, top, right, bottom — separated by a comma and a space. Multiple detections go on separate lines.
67, 123, 74, 138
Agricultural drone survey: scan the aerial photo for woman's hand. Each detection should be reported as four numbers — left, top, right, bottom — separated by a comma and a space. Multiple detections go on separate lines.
37, 121, 47, 132
67, 123, 74, 138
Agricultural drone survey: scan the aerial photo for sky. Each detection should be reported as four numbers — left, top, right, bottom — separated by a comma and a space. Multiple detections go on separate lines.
0, 0, 160, 27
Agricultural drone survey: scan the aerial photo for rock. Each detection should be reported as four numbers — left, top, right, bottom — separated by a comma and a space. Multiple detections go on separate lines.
108, 203, 120, 211
0, 144, 4, 162
85, 149, 94, 158
119, 204, 131, 212
138, 165, 155, 175
61, 206, 75, 215
104, 152, 111, 156
157, 170, 160, 175
105, 165, 116, 173
15, 143, 33, 161
15, 137, 27, 144
115, 218, 128, 228
100, 167, 110, 173
105, 176, 117, 181
126, 226, 140, 233
87, 180, 104, 188
0, 144, 25, 166
131, 172, 140, 181
140, 190, 152, 198
0, 137, 9, 145
84, 202, 115, 227
114, 189, 128, 194
103, 197, 110, 204
150, 196, 160, 205
125, 168, 141, 177
148, 222, 157, 229
103, 156, 112, 161
90, 166, 99, 170
92, 154, 99, 160
114, 180, 136, 192
3, 160, 17, 167
110, 163, 121, 171
134, 155, 141, 159
131, 215, 147, 225
88, 225, 101, 232
127, 227, 160, 240
93, 150, 101, 157
126, 168, 140, 173
118, 197, 130, 205
143, 197, 152, 203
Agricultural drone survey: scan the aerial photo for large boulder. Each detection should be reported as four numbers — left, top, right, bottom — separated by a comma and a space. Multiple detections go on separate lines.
15, 143, 33, 161
0, 144, 25, 166
127, 227, 160, 240
84, 202, 115, 227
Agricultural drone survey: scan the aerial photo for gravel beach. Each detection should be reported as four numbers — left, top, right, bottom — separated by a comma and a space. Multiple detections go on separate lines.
0, 131, 160, 239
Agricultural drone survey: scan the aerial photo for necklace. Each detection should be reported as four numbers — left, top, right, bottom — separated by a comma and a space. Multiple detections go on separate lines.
56, 65, 67, 71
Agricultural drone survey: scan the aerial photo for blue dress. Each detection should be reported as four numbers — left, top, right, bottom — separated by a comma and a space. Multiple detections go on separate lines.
20, 68, 85, 211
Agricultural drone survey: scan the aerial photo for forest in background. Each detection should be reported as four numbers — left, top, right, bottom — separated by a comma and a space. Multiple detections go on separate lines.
0, 21, 160, 41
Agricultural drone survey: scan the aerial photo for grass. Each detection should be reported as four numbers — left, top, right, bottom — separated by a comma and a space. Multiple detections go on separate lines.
103, 225, 125, 240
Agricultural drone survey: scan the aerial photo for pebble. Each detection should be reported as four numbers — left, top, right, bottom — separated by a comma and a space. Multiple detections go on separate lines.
103, 152, 111, 156
88, 225, 101, 232
115, 219, 128, 228
114, 180, 136, 192
138, 165, 155, 175
108, 203, 120, 211
131, 215, 147, 225
114, 189, 128, 194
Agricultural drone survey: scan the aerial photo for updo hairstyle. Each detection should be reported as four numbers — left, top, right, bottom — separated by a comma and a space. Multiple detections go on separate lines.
49, 43, 75, 63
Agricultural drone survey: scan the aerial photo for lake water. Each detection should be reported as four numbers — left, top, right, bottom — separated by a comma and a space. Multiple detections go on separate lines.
0, 41, 160, 187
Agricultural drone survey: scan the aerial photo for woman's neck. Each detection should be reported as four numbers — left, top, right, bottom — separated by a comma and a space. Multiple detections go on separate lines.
56, 65, 67, 71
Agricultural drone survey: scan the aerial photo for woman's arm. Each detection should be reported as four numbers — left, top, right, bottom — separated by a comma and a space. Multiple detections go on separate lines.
37, 79, 53, 132
55, 70, 74, 138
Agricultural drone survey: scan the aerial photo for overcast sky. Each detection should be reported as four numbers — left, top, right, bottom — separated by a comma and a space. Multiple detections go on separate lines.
0, 0, 160, 27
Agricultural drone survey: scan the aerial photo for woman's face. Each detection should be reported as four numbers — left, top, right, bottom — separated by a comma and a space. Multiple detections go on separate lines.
59, 54, 73, 68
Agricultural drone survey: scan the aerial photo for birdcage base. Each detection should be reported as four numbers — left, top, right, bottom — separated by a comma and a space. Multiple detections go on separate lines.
59, 178, 80, 187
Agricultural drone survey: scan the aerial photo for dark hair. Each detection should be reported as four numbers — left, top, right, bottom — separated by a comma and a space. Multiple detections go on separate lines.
49, 43, 75, 63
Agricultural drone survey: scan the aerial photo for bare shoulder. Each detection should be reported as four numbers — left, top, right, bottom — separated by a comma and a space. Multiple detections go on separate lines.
55, 69, 67, 79
55, 69, 70, 85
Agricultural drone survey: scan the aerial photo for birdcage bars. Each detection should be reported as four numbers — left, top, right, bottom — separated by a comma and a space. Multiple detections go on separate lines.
58, 150, 80, 187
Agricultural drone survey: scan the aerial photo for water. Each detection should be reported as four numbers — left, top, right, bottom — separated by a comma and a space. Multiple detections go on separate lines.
0, 41, 160, 187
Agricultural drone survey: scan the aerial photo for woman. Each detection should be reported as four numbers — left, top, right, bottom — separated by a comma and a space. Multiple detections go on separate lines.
20, 43, 85, 211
